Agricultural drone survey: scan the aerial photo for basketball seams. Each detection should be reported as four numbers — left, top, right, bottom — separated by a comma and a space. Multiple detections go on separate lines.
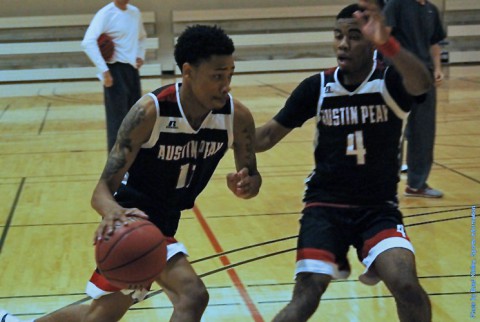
101, 238, 166, 272
103, 242, 166, 285
95, 219, 167, 289
96, 221, 153, 264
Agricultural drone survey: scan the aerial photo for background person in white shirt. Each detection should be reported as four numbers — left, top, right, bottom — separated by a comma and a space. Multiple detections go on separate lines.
82, 0, 147, 152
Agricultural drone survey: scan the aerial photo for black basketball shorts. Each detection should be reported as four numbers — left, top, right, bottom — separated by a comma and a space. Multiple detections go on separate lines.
295, 203, 414, 279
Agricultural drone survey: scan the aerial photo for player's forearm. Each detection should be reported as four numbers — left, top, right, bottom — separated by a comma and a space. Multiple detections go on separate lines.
255, 126, 274, 152
255, 120, 290, 152
91, 181, 121, 217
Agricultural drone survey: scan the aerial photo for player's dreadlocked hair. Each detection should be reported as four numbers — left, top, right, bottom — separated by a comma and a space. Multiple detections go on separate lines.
336, 4, 364, 20
174, 24, 235, 72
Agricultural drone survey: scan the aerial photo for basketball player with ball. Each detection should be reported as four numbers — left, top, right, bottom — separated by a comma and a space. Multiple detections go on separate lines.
1, 25, 261, 322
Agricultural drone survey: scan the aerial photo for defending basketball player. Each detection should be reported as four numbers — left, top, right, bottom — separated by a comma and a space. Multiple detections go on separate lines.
255, 2, 432, 322
1, 25, 261, 322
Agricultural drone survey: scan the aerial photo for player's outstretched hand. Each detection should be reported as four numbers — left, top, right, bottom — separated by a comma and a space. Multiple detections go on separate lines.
355, 0, 390, 46
94, 208, 149, 244
226, 167, 260, 199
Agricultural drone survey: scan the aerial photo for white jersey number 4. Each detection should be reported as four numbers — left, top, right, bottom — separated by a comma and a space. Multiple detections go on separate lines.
346, 131, 366, 165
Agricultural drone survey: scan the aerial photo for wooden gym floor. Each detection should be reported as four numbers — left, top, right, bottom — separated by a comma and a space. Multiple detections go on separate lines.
0, 65, 479, 321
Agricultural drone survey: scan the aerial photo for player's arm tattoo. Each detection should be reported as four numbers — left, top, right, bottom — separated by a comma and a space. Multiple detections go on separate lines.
239, 120, 260, 176
102, 103, 147, 179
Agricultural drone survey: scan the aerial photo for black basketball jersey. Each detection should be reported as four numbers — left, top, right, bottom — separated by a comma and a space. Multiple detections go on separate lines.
275, 61, 413, 205
123, 82, 234, 214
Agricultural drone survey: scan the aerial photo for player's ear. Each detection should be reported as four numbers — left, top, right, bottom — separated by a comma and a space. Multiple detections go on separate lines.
182, 62, 192, 79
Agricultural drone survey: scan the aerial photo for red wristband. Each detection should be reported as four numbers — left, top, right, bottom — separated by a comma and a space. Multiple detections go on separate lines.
377, 36, 401, 57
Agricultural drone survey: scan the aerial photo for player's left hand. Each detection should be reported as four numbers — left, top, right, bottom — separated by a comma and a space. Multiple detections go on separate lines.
226, 167, 260, 199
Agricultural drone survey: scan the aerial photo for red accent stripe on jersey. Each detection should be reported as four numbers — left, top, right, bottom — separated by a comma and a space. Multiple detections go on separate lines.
193, 205, 264, 322
297, 248, 336, 263
156, 84, 177, 102
361, 228, 410, 259
165, 236, 178, 245
89, 271, 121, 292
324, 67, 337, 76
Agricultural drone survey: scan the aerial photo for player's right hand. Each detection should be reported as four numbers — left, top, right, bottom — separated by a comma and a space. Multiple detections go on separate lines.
94, 208, 149, 244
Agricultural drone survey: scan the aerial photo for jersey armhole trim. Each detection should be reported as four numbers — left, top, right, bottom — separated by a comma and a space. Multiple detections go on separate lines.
382, 67, 409, 120
142, 93, 161, 148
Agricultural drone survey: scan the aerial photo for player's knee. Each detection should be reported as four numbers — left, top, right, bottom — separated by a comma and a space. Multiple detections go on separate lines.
178, 279, 209, 311
390, 279, 426, 304
290, 273, 330, 314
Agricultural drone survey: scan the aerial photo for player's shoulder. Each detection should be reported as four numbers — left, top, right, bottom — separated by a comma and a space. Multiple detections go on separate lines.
294, 71, 323, 95
232, 98, 249, 114
152, 84, 177, 103
232, 98, 254, 122
119, 94, 156, 125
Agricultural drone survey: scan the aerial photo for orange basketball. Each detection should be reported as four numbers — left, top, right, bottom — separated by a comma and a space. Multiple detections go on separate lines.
97, 33, 114, 61
95, 218, 167, 289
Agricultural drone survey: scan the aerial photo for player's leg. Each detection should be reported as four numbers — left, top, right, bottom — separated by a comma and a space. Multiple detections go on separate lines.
1, 270, 134, 322
81, 292, 133, 322
1, 293, 132, 322
32, 305, 90, 322
155, 253, 209, 322
358, 208, 431, 322
374, 248, 431, 322
273, 205, 350, 322
273, 273, 331, 322
33, 291, 132, 322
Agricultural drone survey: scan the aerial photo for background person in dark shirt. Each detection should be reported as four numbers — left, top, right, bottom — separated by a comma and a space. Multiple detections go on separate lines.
383, 0, 447, 198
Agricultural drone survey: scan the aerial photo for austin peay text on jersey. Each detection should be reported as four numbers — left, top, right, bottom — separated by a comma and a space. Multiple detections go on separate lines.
320, 104, 389, 127
157, 140, 224, 161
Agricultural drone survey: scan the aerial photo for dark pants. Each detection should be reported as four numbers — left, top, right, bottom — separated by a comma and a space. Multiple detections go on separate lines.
405, 84, 437, 189
103, 62, 141, 152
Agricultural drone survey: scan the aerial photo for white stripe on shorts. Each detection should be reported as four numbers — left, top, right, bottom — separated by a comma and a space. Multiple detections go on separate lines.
362, 237, 414, 269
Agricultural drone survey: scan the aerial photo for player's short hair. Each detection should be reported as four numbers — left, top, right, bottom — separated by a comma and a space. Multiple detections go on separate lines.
336, 4, 364, 20
174, 25, 235, 72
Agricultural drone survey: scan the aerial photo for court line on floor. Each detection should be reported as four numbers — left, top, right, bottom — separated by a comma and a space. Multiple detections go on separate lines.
0, 103, 10, 119
257, 290, 480, 305
403, 206, 478, 218
0, 177, 25, 254
434, 161, 480, 184
37, 102, 51, 135
3, 208, 471, 317
192, 204, 265, 322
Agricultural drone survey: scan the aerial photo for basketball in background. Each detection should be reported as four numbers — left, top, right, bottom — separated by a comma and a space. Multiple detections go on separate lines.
95, 217, 167, 289
97, 33, 114, 61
